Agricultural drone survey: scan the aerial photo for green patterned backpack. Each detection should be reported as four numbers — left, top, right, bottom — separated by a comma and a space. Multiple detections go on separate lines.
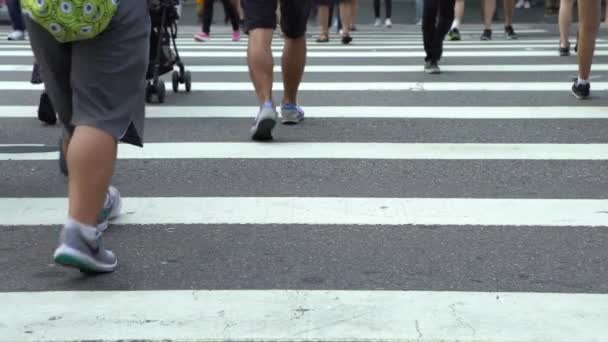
21, 0, 119, 43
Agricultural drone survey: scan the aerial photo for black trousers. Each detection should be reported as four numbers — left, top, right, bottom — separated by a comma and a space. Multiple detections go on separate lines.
373, 0, 392, 18
203, 0, 240, 33
422, 0, 455, 62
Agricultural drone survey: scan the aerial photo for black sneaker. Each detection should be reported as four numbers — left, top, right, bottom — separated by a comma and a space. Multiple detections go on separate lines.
559, 46, 570, 57
424, 61, 441, 74
37, 92, 57, 125
572, 81, 590, 99
447, 28, 461, 41
505, 25, 518, 39
480, 29, 492, 41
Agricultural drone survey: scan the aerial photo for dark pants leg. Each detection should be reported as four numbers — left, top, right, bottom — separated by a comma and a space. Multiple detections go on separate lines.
385, 0, 392, 18
203, 0, 216, 34
221, 0, 240, 31
7, 0, 25, 31
374, 0, 380, 17
422, 0, 455, 62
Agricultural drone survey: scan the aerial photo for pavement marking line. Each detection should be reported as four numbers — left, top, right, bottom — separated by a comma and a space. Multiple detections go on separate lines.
1, 290, 606, 342
3, 81, 608, 91
3, 106, 608, 119
7, 43, 608, 50
3, 64, 608, 73
1, 197, 608, 226
3, 142, 608, 161
3, 50, 608, 57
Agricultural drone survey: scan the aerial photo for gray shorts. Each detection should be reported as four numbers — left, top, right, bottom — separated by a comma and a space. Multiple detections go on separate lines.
25, 0, 151, 147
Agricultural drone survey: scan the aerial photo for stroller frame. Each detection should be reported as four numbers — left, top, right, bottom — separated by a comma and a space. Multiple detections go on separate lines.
146, 0, 191, 103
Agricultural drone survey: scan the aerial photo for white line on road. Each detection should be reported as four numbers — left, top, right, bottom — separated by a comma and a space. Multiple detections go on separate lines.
1, 197, 608, 226
2, 43, 603, 50
1, 290, 606, 342
2, 142, 608, 161
2, 64, 607, 73
3, 106, 608, 119
2, 81, 608, 91
2, 50, 608, 57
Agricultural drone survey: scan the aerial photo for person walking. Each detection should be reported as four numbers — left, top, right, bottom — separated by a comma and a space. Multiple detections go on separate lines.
21, 0, 150, 273
481, 0, 517, 40
572, 0, 601, 99
7, 0, 25, 40
373, 0, 392, 28
422, 0, 455, 73
194, 0, 241, 42
243, 0, 311, 141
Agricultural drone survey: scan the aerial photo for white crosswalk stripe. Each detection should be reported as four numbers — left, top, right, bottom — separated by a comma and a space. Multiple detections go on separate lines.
0, 22, 607, 342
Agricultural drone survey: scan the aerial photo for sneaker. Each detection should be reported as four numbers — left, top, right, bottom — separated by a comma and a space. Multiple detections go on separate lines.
232, 30, 241, 42
7, 30, 25, 41
385, 18, 392, 28
281, 103, 305, 124
447, 28, 461, 41
31, 63, 43, 84
416, 20, 422, 26
480, 29, 492, 41
97, 186, 123, 232
515, 0, 525, 8
424, 61, 441, 74
38, 92, 57, 125
374, 18, 382, 27
193, 32, 210, 42
341, 35, 353, 45
572, 81, 590, 99
559, 45, 570, 57
505, 25, 518, 39
524, 1, 531, 9
53, 221, 118, 273
251, 102, 278, 141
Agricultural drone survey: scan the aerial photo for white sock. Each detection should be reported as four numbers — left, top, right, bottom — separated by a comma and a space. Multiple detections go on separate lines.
577, 78, 590, 86
67, 217, 99, 239
451, 19, 461, 30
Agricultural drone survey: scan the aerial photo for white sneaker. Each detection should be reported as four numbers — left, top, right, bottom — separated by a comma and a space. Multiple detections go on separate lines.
385, 18, 393, 28
416, 20, 422, 26
524, 1, 531, 9
7, 30, 25, 41
374, 18, 382, 27
515, 0, 525, 8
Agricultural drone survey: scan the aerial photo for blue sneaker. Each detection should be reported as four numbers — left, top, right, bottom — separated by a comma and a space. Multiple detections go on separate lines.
251, 101, 278, 141
280, 103, 305, 124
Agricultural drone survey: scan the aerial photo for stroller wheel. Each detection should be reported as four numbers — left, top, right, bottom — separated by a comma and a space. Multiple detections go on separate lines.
172, 71, 180, 93
184, 71, 192, 93
145, 82, 154, 103
157, 81, 166, 103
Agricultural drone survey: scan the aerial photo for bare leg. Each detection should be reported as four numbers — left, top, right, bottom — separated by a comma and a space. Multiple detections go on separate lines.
340, 2, 353, 36
247, 29, 274, 106
484, 0, 496, 30
559, 0, 575, 48
67, 126, 117, 226
281, 37, 307, 105
318, 5, 329, 39
503, 0, 514, 27
453, 0, 465, 28
351, 0, 358, 28
578, 0, 601, 80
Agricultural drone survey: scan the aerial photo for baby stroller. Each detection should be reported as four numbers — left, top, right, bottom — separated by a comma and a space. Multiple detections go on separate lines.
146, 0, 192, 103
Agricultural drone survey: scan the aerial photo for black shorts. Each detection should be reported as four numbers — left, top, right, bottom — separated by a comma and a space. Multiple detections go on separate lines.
242, 0, 312, 39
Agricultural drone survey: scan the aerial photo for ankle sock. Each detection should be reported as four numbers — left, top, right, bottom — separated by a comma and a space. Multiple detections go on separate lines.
66, 217, 98, 239
577, 78, 590, 86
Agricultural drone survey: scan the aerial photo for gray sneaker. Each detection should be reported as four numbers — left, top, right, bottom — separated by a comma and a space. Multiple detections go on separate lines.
424, 61, 441, 74
97, 186, 122, 232
251, 104, 278, 141
280, 104, 305, 124
53, 222, 118, 273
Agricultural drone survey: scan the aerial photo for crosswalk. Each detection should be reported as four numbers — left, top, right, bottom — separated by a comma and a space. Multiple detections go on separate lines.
1, 23, 607, 341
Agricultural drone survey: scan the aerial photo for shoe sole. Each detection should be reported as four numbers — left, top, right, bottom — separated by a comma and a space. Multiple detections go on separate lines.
281, 117, 304, 125
54, 245, 117, 273
251, 118, 276, 141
